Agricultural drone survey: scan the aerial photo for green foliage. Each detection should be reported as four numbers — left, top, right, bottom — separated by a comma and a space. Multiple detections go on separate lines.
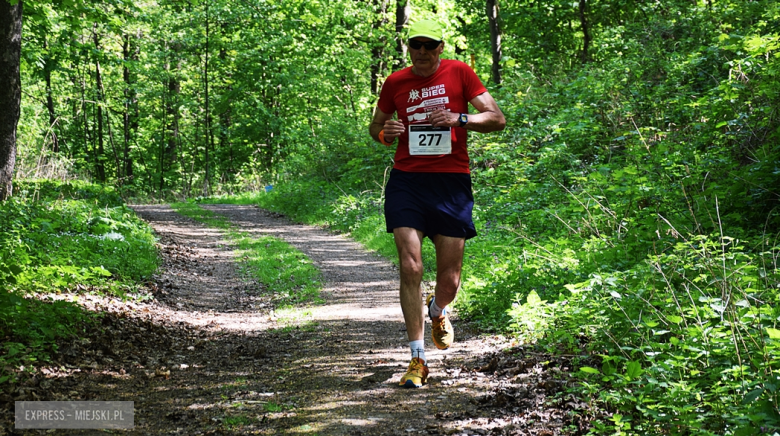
0, 290, 91, 384
0, 180, 158, 384
213, 0, 780, 426
17, 0, 400, 196
222, 413, 255, 430
1, 180, 158, 294
14, 179, 125, 206
171, 202, 322, 307
565, 236, 780, 433
13, 0, 780, 432
0, 291, 93, 385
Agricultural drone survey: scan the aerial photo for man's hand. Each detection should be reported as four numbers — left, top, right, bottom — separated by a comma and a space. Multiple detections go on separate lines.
370, 108, 403, 145
383, 119, 405, 142
428, 91, 506, 133
428, 109, 459, 128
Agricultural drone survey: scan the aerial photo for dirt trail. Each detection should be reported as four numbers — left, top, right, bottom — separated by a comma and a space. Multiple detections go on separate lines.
2, 204, 582, 436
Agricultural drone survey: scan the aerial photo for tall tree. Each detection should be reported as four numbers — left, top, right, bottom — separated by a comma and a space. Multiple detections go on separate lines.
578, 0, 590, 63
487, 0, 502, 84
92, 24, 106, 182
162, 40, 181, 191
122, 29, 140, 182
217, 26, 234, 177
370, 0, 388, 95
0, 0, 22, 200
42, 36, 59, 152
394, 0, 410, 71
203, 1, 213, 195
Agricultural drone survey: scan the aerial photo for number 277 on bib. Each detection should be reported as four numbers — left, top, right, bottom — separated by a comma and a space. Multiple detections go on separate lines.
408, 125, 452, 156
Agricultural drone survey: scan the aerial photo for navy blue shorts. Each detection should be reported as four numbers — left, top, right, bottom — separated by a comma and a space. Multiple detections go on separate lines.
384, 169, 477, 240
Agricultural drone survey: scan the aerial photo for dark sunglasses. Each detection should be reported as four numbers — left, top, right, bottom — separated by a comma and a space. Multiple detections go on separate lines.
408, 39, 441, 50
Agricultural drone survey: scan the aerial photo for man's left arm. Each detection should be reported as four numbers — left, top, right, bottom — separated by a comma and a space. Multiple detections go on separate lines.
465, 92, 506, 133
427, 91, 506, 133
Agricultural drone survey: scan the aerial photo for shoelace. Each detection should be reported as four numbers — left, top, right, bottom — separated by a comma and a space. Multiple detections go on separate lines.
408, 359, 425, 372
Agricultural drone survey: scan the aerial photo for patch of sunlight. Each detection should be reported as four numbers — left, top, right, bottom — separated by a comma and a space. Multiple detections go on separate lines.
297, 400, 369, 412
304, 303, 400, 322
286, 422, 324, 433
273, 307, 315, 323
300, 396, 426, 413
340, 417, 384, 426
319, 260, 379, 267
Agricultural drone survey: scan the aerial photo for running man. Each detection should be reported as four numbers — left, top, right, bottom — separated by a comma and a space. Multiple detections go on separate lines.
369, 19, 506, 388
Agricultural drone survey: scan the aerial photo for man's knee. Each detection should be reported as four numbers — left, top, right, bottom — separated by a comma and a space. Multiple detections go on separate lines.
399, 256, 424, 281
394, 227, 424, 279
437, 276, 460, 295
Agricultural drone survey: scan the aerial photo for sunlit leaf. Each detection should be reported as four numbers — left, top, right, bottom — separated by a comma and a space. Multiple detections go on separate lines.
625, 361, 643, 379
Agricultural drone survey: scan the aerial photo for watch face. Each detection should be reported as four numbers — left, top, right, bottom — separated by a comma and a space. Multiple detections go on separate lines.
459, 114, 468, 124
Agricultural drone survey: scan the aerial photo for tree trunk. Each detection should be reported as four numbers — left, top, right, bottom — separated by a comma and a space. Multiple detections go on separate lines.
203, 2, 212, 195
44, 66, 59, 152
43, 36, 59, 152
487, 0, 502, 85
0, 0, 22, 200
394, 0, 410, 71
218, 42, 233, 176
165, 43, 181, 171
93, 32, 119, 180
79, 62, 92, 177
122, 31, 139, 182
122, 36, 130, 182
159, 92, 166, 192
370, 0, 388, 95
579, 0, 591, 64
93, 25, 106, 182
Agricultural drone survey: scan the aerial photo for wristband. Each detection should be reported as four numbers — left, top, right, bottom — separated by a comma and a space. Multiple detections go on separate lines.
379, 130, 394, 146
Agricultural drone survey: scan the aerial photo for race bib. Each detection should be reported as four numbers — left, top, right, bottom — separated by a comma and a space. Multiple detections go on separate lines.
408, 124, 452, 155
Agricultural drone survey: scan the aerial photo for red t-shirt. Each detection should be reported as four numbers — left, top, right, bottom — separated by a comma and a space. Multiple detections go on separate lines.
377, 59, 487, 173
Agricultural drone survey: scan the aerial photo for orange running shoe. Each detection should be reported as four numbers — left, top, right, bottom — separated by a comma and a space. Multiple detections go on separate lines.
399, 357, 429, 388
426, 293, 454, 350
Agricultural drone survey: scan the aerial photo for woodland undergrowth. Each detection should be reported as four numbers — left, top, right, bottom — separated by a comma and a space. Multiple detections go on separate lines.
8, 0, 780, 434
202, 5, 780, 434
0, 180, 158, 384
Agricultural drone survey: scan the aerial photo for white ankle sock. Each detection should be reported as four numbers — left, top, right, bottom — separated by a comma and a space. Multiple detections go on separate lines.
410, 339, 426, 362
429, 297, 446, 318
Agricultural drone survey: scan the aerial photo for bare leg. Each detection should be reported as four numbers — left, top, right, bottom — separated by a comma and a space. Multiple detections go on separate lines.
430, 234, 465, 308
393, 227, 426, 342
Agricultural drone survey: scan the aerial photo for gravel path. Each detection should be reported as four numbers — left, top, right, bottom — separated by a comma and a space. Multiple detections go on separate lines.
1, 204, 584, 435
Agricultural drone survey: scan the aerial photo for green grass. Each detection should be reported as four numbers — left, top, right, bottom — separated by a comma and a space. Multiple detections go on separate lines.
171, 202, 322, 308
222, 414, 254, 429
263, 402, 286, 413
269, 320, 320, 335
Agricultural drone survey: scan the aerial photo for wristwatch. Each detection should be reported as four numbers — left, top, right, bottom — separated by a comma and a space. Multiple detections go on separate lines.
458, 113, 468, 127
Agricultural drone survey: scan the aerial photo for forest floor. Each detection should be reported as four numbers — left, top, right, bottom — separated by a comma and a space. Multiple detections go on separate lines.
1, 204, 592, 435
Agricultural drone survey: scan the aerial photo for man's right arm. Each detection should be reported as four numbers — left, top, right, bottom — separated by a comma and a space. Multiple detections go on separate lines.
370, 107, 404, 145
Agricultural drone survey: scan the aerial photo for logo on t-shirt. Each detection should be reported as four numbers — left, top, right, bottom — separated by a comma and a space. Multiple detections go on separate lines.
421, 84, 446, 98
405, 84, 449, 122
406, 97, 450, 121
407, 84, 447, 104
